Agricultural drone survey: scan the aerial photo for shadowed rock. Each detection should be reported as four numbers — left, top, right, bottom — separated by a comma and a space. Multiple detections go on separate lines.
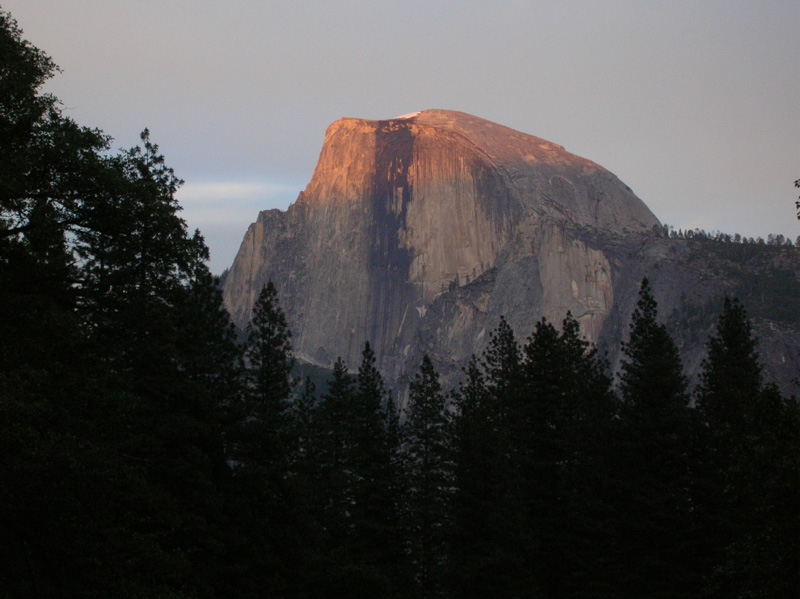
222, 110, 800, 394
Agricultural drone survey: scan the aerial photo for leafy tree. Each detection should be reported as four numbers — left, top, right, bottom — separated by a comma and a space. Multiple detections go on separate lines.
0, 10, 109, 252
0, 8, 103, 373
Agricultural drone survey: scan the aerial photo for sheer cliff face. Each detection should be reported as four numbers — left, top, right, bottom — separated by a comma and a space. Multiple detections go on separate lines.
223, 109, 659, 376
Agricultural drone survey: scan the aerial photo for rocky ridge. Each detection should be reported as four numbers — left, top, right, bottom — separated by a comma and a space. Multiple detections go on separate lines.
222, 109, 800, 394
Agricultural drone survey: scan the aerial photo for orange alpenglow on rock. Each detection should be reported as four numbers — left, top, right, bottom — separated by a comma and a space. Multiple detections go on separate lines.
223, 109, 659, 384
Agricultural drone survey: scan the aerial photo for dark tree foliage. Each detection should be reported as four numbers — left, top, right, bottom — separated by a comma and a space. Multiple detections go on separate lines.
351, 342, 404, 596
304, 346, 403, 598
401, 355, 455, 599
697, 297, 762, 433
234, 280, 294, 493
290, 375, 318, 477
795, 177, 799, 219
450, 318, 529, 598
521, 314, 617, 597
244, 281, 294, 404
619, 278, 689, 414
176, 266, 242, 412
450, 355, 505, 599
317, 356, 357, 531
451, 314, 617, 598
697, 298, 800, 597
224, 281, 301, 597
479, 315, 525, 514
0, 10, 242, 596
481, 316, 522, 399
614, 278, 697, 597
4, 9, 800, 598
301, 356, 361, 594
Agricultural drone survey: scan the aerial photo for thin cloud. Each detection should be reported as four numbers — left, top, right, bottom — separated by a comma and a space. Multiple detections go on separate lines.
177, 181, 296, 203
175, 181, 300, 272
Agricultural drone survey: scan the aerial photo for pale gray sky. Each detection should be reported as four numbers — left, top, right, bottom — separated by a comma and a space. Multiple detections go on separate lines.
5, 1, 799, 273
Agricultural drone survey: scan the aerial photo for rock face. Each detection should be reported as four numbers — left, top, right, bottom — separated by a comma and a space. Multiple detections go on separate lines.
222, 109, 800, 394
223, 110, 656, 374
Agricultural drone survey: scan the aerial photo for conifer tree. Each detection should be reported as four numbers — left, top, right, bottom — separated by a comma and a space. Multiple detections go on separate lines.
1, 11, 238, 594
695, 295, 764, 525
276, 373, 329, 596
695, 297, 800, 596
244, 281, 294, 406
401, 355, 454, 598
340, 342, 403, 596
317, 356, 356, 530
520, 314, 617, 596
479, 316, 525, 576
450, 319, 529, 598
614, 278, 695, 597
696, 297, 761, 435
291, 375, 318, 474
475, 316, 522, 492
481, 316, 522, 410
73, 130, 210, 380
303, 349, 401, 597
227, 281, 297, 595
301, 357, 364, 595
354, 342, 390, 471
620, 278, 689, 415
233, 280, 294, 482
449, 355, 503, 598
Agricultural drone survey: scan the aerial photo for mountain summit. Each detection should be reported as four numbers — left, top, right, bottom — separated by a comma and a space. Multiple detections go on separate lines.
296, 109, 658, 230
222, 110, 798, 390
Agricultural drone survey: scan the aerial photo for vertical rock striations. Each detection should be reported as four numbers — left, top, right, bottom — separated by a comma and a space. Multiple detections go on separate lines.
223, 109, 661, 381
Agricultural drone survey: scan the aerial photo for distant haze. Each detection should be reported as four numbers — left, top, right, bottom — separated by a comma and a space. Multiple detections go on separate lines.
5, 0, 799, 273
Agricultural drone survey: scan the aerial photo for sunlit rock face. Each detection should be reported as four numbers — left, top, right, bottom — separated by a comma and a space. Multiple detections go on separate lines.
222, 109, 659, 381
